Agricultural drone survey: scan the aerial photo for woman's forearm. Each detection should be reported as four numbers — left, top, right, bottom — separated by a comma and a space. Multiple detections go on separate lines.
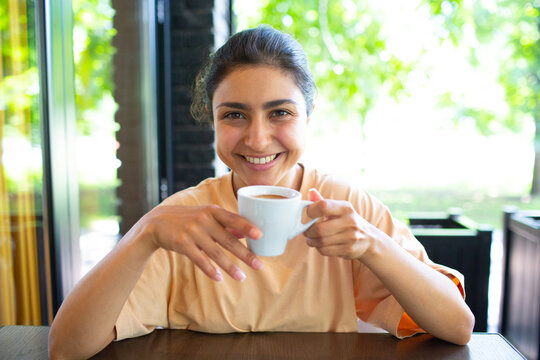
361, 234, 475, 345
48, 221, 157, 359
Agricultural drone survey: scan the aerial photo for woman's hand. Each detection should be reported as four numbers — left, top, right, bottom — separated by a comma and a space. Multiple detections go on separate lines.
143, 204, 264, 281
304, 189, 387, 260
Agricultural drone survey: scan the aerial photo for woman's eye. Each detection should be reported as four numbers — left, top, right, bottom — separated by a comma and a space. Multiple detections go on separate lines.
271, 110, 290, 117
224, 112, 245, 119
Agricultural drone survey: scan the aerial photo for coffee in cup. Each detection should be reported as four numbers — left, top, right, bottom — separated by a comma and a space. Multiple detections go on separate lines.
237, 185, 318, 256
253, 194, 288, 200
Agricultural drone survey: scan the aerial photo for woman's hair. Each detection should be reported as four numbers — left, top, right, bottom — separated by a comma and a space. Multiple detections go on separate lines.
190, 25, 317, 125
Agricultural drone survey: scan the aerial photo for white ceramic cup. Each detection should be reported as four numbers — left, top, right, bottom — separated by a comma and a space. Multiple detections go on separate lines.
237, 185, 318, 256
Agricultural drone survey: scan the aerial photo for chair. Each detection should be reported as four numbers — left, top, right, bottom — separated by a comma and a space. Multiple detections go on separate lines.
408, 209, 492, 332
501, 207, 540, 360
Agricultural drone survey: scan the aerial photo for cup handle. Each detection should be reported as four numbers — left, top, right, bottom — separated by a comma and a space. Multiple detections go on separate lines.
289, 200, 319, 241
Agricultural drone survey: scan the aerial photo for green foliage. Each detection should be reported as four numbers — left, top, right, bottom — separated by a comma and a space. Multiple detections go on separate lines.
0, 0, 42, 192
496, 1, 540, 135
0, 0, 39, 137
240, 0, 415, 136
427, 0, 468, 45
0, 0, 117, 145
73, 0, 117, 135
240, 0, 540, 140
71, 0, 119, 226
428, 0, 540, 136
1, 0, 118, 211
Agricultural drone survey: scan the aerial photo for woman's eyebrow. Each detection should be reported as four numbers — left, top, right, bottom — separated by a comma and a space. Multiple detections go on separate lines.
216, 102, 250, 110
263, 99, 298, 109
215, 99, 298, 110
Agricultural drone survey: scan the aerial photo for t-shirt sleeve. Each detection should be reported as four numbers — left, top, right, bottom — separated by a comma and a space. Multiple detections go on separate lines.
350, 190, 465, 339
114, 249, 172, 341
113, 178, 228, 340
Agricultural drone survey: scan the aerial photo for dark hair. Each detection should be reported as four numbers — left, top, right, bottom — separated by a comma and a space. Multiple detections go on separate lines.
190, 25, 317, 125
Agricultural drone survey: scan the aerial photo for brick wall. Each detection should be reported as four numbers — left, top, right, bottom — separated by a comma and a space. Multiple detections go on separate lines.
162, 0, 232, 197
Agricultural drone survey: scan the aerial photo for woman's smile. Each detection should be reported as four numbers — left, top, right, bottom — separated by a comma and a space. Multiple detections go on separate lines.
241, 152, 282, 169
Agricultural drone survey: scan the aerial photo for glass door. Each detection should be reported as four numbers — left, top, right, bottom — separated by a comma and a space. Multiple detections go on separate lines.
0, 0, 51, 325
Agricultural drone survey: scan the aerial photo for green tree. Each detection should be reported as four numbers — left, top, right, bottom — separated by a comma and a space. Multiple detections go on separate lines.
429, 0, 540, 193
72, 0, 117, 135
0, 0, 41, 192
239, 0, 414, 141
239, 0, 540, 194
72, 0, 119, 226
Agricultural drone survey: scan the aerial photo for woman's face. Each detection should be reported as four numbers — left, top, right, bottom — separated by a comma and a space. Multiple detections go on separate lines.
212, 65, 310, 191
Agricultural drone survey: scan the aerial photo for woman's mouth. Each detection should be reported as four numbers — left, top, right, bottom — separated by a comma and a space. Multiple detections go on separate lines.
244, 154, 278, 165
241, 153, 282, 169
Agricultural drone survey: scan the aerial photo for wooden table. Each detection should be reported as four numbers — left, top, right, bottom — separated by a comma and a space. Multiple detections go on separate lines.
0, 326, 526, 359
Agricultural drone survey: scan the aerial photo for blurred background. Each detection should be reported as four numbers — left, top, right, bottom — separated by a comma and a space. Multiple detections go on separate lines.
235, 0, 539, 227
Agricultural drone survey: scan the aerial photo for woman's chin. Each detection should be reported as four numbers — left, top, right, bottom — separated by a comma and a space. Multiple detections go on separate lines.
236, 174, 281, 188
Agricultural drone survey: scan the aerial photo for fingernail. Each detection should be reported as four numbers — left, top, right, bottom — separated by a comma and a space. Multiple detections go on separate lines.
252, 258, 263, 270
235, 268, 246, 282
249, 228, 261, 239
214, 270, 223, 282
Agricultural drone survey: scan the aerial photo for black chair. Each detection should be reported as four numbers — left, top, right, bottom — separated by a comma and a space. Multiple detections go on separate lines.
501, 207, 540, 360
408, 209, 492, 332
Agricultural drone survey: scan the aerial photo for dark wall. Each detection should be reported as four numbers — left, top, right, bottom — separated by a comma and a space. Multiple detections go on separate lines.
113, 0, 146, 235
159, 0, 232, 199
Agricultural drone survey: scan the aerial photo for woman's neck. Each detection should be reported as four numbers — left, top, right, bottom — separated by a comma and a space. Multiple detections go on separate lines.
232, 164, 304, 196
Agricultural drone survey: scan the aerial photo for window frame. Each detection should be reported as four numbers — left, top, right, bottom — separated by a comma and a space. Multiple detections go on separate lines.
36, 0, 81, 312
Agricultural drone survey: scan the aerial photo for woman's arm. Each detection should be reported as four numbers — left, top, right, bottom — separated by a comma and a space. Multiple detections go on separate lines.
48, 220, 156, 359
359, 231, 474, 345
305, 189, 474, 345
48, 205, 262, 359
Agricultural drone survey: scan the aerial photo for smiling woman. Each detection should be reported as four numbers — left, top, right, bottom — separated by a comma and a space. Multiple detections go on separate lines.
48, 25, 474, 359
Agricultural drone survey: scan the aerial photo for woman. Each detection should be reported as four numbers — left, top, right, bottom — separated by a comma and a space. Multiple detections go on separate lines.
49, 25, 474, 359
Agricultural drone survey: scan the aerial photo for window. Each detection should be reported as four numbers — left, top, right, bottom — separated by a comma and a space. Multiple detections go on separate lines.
0, 0, 50, 325
72, 0, 119, 278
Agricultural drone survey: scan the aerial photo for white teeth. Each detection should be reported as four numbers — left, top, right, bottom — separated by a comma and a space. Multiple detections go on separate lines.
245, 154, 277, 165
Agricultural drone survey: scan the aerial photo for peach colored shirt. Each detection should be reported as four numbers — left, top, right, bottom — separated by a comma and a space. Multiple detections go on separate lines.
115, 166, 464, 340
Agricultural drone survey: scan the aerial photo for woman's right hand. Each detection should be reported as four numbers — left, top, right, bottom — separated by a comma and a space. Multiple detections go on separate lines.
142, 204, 264, 282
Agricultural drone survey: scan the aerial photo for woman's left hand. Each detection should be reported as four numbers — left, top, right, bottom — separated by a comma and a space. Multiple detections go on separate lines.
304, 188, 387, 261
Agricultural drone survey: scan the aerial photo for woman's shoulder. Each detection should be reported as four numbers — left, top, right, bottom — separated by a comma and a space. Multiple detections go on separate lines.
301, 165, 387, 217
160, 172, 234, 207
302, 166, 363, 198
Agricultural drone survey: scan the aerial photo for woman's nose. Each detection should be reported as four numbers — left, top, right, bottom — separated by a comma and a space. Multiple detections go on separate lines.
244, 118, 272, 151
